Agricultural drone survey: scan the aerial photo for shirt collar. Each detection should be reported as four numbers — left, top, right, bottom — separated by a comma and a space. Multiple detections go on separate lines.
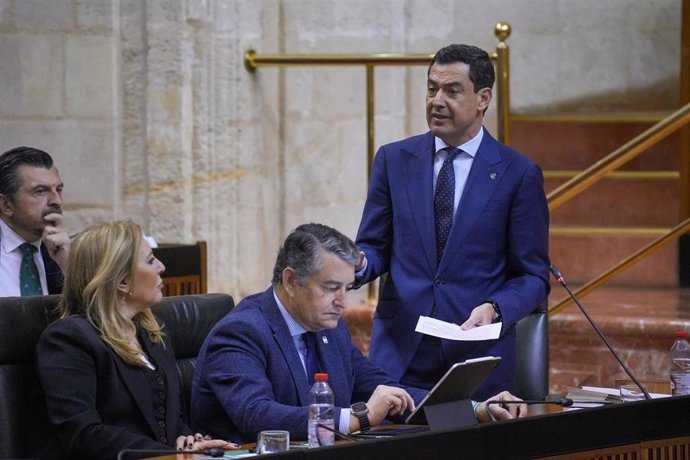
434, 126, 484, 158
0, 218, 40, 254
272, 288, 308, 338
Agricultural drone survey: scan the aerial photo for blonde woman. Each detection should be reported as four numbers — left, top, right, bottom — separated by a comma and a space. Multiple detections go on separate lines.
36, 221, 236, 459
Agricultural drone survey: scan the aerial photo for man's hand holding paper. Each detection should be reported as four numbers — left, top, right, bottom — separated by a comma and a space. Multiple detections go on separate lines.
415, 316, 501, 341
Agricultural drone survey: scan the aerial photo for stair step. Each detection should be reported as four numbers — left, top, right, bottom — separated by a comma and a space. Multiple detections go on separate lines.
511, 118, 681, 171
546, 176, 679, 227
549, 232, 677, 287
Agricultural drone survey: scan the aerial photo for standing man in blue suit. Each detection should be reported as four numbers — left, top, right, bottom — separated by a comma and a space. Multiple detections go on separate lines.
191, 223, 525, 443
0, 146, 71, 296
355, 44, 550, 400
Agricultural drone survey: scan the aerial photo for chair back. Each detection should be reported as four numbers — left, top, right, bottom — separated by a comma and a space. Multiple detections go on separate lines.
0, 293, 232, 459
153, 241, 208, 296
514, 301, 549, 400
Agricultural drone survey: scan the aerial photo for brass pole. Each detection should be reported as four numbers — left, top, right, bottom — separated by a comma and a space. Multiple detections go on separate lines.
549, 217, 690, 314
548, 103, 690, 211
493, 22, 512, 145
366, 65, 377, 302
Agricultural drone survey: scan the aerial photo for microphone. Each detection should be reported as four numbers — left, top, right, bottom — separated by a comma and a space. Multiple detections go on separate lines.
485, 398, 573, 422
549, 264, 652, 400
117, 447, 225, 460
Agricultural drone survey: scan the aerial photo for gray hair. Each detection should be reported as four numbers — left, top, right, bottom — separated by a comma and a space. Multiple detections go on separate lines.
271, 223, 359, 286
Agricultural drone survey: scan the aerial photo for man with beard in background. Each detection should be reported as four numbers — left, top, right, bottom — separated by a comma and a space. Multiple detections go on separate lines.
0, 146, 71, 296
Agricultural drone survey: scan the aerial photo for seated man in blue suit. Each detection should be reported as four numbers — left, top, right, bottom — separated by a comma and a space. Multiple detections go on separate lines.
191, 223, 526, 443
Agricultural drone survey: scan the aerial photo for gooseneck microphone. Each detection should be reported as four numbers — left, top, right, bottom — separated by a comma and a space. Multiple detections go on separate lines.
549, 264, 651, 400
485, 398, 573, 422
117, 447, 225, 460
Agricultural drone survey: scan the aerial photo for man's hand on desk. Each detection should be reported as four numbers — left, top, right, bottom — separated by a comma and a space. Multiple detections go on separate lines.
475, 391, 527, 422
349, 385, 416, 432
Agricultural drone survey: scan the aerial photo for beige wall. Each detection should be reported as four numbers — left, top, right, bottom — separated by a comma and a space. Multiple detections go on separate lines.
0, 0, 681, 301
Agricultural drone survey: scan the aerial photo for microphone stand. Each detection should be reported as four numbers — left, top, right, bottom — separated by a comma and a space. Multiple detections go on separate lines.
485, 398, 573, 422
549, 264, 652, 400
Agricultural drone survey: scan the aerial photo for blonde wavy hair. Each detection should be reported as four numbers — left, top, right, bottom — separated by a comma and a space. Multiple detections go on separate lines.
58, 220, 163, 366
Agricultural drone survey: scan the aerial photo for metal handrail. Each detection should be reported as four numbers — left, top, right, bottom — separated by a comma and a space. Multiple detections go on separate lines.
547, 102, 690, 211
550, 217, 690, 314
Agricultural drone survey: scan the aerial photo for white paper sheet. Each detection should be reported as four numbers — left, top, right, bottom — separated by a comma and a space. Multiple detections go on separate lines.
414, 316, 501, 341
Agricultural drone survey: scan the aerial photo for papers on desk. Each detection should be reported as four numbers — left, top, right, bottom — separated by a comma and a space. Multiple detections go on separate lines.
566, 386, 671, 409
415, 316, 501, 341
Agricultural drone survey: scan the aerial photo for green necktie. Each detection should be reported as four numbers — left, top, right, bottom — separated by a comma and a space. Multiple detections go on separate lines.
19, 243, 43, 296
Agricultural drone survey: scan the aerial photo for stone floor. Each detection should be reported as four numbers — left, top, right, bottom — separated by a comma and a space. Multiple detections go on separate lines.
342, 285, 690, 395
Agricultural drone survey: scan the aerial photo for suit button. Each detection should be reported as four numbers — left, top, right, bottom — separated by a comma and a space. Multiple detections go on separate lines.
158, 406, 166, 414
157, 378, 164, 385
434, 280, 442, 287
161, 437, 167, 444
159, 421, 165, 428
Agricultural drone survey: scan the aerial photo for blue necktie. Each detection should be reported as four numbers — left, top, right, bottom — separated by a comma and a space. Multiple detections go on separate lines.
434, 147, 459, 261
303, 332, 320, 383
19, 243, 43, 296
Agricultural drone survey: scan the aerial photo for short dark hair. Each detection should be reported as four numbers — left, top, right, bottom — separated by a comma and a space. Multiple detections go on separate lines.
428, 44, 495, 92
0, 146, 54, 198
271, 223, 360, 286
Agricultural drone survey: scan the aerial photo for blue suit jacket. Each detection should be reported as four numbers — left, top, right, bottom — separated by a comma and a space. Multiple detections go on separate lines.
191, 287, 426, 443
355, 130, 550, 399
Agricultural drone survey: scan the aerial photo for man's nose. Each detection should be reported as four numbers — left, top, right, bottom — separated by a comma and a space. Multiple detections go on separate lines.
48, 188, 63, 205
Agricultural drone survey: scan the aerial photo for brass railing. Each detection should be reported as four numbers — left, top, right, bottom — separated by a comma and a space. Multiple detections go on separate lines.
547, 103, 690, 211
547, 102, 690, 314
246, 23, 513, 300
549, 218, 690, 313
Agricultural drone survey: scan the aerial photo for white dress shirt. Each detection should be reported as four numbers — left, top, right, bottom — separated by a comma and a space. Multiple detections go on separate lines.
0, 218, 49, 297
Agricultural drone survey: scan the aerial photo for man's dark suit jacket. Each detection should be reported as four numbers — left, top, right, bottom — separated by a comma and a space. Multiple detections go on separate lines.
36, 316, 190, 460
356, 130, 550, 399
40, 243, 64, 294
191, 287, 426, 443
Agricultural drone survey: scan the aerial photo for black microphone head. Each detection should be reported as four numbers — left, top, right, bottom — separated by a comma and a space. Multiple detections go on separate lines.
203, 448, 225, 457
549, 265, 567, 287
558, 397, 574, 407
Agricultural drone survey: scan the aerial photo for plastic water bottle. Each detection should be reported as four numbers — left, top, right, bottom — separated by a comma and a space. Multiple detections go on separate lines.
670, 331, 690, 396
308, 373, 334, 448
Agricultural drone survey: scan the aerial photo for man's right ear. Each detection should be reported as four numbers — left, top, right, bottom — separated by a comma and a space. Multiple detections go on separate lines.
281, 267, 297, 297
0, 194, 13, 216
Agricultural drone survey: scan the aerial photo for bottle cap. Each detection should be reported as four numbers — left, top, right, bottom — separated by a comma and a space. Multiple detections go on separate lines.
675, 331, 689, 339
314, 373, 329, 381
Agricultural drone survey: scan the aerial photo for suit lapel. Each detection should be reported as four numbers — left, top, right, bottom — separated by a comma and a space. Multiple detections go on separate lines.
402, 134, 438, 273
260, 291, 313, 406
438, 133, 507, 273
112, 335, 159, 438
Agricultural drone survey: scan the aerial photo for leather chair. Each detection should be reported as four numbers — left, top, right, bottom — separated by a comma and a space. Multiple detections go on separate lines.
0, 293, 233, 459
514, 301, 549, 401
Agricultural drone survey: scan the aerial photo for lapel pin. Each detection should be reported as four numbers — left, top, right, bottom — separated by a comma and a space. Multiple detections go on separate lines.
490, 172, 497, 180
322, 336, 328, 344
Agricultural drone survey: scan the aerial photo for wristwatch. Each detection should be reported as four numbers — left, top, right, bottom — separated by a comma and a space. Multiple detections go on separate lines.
350, 402, 370, 432
486, 300, 502, 323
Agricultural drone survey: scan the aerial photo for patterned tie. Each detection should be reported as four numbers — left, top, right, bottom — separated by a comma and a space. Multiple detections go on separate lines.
19, 243, 43, 296
434, 147, 459, 262
303, 332, 320, 383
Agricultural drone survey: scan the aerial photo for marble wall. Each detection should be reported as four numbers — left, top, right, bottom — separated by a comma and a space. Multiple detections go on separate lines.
0, 0, 682, 301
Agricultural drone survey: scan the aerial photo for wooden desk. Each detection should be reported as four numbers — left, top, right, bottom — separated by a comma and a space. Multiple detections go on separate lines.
143, 396, 690, 460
